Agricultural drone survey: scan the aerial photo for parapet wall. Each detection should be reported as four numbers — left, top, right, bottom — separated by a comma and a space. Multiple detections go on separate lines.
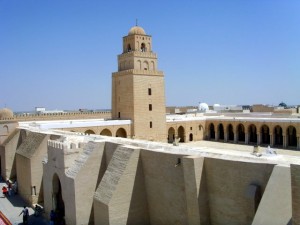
3, 111, 112, 122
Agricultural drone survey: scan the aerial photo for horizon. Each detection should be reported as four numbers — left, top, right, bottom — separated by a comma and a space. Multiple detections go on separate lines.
1, 0, 299, 111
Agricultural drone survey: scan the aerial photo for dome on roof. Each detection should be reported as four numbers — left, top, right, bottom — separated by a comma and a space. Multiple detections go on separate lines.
0, 108, 13, 120
198, 103, 209, 112
128, 26, 146, 35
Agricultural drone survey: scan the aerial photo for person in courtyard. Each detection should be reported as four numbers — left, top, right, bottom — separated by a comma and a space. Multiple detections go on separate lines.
19, 206, 29, 224
2, 185, 8, 197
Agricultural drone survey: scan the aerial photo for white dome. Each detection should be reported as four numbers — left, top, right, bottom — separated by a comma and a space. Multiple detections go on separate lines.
198, 103, 209, 112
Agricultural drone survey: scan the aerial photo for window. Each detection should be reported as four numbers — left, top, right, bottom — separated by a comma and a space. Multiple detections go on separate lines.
150, 121, 152, 128
190, 127, 192, 130
118, 112, 120, 118
149, 104, 152, 111
148, 88, 152, 95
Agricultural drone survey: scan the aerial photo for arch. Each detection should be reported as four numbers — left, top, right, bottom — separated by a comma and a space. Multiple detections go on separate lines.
248, 124, 257, 144
237, 124, 245, 142
100, 129, 112, 137
227, 124, 234, 141
141, 42, 146, 52
218, 124, 224, 140
168, 127, 175, 143
137, 60, 142, 70
3, 125, 8, 134
287, 126, 297, 147
198, 125, 204, 140
261, 125, 270, 145
209, 123, 215, 140
151, 61, 155, 70
189, 133, 193, 141
178, 126, 185, 143
85, 129, 95, 135
116, 128, 127, 138
143, 61, 149, 70
273, 125, 283, 146
52, 173, 65, 221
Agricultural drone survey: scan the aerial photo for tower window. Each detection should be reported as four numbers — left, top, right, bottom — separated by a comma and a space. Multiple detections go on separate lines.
148, 88, 152, 95
150, 121, 152, 128
127, 44, 131, 52
149, 104, 152, 111
141, 43, 146, 52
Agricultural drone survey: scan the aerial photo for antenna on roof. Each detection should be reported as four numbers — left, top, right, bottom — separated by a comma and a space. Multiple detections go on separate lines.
136, 18, 138, 26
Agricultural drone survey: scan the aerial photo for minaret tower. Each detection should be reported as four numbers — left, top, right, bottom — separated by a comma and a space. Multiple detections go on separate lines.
112, 26, 167, 142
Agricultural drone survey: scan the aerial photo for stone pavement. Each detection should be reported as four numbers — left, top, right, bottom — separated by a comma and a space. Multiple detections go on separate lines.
0, 181, 48, 225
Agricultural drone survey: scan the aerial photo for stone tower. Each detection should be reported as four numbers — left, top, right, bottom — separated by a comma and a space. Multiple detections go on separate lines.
112, 26, 167, 142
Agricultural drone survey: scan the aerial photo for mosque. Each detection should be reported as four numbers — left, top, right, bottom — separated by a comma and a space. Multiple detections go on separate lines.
1, 25, 300, 225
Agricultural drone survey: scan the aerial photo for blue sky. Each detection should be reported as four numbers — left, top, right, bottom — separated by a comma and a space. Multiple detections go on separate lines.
1, 0, 299, 112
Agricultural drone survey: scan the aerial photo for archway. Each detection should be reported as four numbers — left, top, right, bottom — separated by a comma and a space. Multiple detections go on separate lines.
52, 174, 65, 222
189, 133, 193, 141
209, 124, 215, 140
178, 126, 185, 143
274, 125, 283, 146
287, 126, 297, 147
85, 129, 95, 135
168, 127, 175, 143
116, 128, 127, 138
100, 129, 112, 137
218, 124, 224, 140
227, 124, 234, 141
237, 124, 245, 142
261, 125, 270, 145
248, 124, 257, 144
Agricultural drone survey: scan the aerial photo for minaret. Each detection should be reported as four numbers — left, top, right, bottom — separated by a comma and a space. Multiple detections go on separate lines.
112, 26, 167, 142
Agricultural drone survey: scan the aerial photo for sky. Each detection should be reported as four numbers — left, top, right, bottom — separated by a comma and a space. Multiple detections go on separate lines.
1, 0, 299, 112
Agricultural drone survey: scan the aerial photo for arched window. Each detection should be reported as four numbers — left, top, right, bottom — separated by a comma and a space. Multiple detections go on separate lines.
141, 43, 146, 52
127, 44, 131, 52
143, 61, 149, 70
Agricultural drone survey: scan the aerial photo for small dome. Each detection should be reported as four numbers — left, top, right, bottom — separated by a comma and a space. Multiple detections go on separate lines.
198, 103, 209, 112
0, 108, 13, 120
128, 26, 146, 35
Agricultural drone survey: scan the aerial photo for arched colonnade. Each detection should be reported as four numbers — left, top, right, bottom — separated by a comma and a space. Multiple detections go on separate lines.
206, 122, 299, 149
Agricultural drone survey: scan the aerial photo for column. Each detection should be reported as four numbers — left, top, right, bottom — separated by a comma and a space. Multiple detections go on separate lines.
257, 132, 261, 146
224, 132, 228, 142
283, 135, 287, 148
245, 132, 249, 145
270, 134, 274, 147
297, 136, 300, 150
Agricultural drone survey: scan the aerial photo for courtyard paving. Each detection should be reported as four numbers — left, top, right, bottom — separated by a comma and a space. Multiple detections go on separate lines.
0, 181, 48, 225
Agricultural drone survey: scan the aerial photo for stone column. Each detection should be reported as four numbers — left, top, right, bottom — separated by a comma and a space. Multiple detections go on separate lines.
215, 131, 219, 141
257, 132, 261, 146
270, 134, 274, 147
297, 136, 300, 150
283, 135, 287, 148
224, 132, 228, 142
234, 133, 237, 143
245, 132, 249, 145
